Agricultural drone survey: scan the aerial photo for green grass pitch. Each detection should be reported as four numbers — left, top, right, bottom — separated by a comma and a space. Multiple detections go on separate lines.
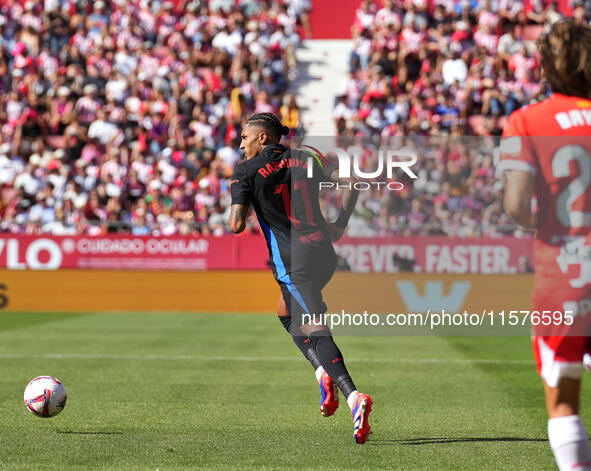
0, 311, 587, 470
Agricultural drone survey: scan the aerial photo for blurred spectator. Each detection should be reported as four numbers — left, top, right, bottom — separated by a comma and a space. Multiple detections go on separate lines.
279, 94, 302, 137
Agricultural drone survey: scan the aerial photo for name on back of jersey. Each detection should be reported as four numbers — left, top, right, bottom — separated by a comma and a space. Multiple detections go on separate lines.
258, 157, 307, 178
555, 108, 591, 130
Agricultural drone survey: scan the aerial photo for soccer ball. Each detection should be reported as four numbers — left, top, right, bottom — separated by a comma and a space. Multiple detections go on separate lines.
24, 376, 67, 418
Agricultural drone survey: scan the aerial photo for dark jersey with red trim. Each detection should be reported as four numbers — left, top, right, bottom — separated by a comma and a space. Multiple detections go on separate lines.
230, 144, 337, 278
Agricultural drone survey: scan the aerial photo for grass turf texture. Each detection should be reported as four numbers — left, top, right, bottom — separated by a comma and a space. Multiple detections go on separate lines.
0, 312, 585, 470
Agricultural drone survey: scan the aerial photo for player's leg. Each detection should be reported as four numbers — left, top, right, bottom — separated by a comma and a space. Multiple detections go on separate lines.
288, 278, 372, 443
277, 292, 339, 417
534, 336, 591, 471
277, 290, 321, 370
296, 306, 373, 443
545, 377, 581, 418
289, 240, 373, 442
277, 295, 288, 317
545, 379, 591, 471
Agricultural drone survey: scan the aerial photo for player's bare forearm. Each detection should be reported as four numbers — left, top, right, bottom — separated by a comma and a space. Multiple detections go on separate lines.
330, 169, 360, 230
504, 170, 537, 229
229, 204, 249, 234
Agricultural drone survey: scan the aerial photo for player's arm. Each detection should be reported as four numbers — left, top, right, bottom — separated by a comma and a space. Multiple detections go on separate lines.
503, 170, 537, 228
499, 113, 537, 229
229, 204, 249, 234
229, 163, 251, 234
326, 169, 360, 241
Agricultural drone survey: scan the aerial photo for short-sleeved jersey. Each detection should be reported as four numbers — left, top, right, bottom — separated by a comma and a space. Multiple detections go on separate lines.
499, 93, 591, 306
230, 144, 337, 279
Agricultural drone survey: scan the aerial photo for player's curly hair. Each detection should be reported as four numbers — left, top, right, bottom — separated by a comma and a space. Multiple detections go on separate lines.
537, 20, 591, 98
245, 113, 289, 139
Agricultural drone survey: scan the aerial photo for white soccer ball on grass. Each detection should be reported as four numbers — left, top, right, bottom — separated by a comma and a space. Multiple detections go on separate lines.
24, 376, 67, 418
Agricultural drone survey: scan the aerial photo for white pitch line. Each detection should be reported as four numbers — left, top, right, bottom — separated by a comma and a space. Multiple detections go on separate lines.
0, 352, 533, 365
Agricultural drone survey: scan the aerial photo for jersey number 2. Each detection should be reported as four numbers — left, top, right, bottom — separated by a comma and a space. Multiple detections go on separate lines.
552, 145, 591, 228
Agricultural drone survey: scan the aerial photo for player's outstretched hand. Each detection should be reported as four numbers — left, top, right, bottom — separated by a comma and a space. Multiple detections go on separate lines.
325, 223, 345, 242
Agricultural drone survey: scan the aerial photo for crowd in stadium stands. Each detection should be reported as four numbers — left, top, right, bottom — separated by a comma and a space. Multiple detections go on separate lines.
0, 0, 309, 235
339, 0, 590, 138
328, 0, 590, 238
0, 0, 588, 238
322, 135, 517, 237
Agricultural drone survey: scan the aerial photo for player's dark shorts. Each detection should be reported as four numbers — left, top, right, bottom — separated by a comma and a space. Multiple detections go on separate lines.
277, 234, 337, 332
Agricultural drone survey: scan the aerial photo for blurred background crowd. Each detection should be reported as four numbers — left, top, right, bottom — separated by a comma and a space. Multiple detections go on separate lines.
0, 0, 308, 235
327, 0, 589, 238
320, 135, 512, 237
0, 0, 586, 237
335, 0, 589, 138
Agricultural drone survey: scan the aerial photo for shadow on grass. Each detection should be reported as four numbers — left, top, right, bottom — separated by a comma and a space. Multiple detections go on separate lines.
367, 437, 546, 446
57, 431, 124, 435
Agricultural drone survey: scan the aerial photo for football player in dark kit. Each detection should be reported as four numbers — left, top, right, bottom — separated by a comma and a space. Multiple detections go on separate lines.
229, 113, 373, 444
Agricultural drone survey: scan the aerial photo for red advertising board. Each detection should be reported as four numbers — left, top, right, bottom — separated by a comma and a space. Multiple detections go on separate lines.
334, 236, 534, 274
0, 234, 534, 274
0, 235, 267, 270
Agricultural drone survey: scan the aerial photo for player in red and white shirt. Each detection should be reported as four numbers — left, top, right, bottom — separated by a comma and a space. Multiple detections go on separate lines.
499, 20, 591, 471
